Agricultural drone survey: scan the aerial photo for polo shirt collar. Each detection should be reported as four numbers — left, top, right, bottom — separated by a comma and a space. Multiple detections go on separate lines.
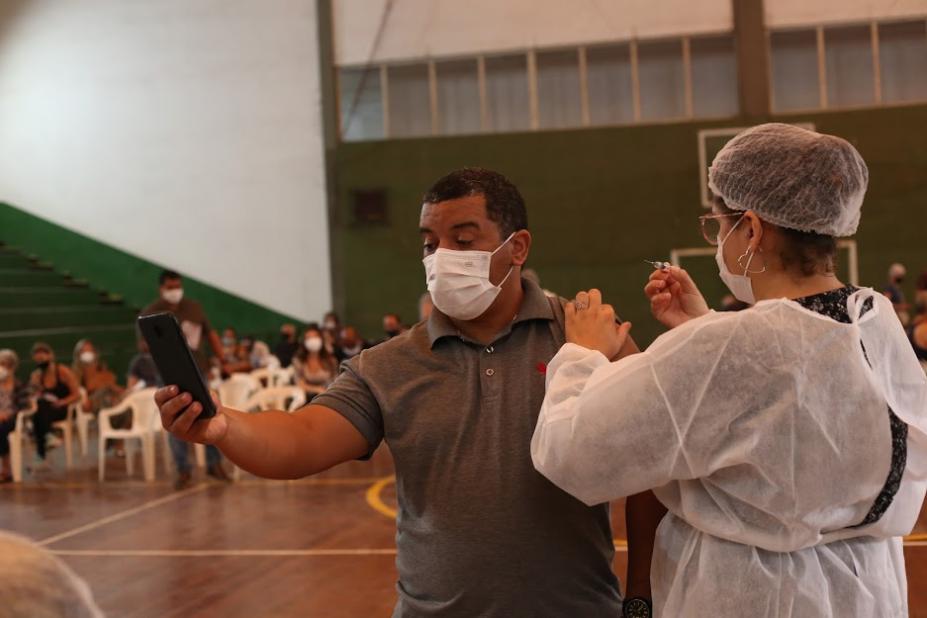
426, 277, 555, 348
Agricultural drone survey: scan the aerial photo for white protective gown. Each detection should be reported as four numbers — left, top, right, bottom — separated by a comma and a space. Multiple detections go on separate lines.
532, 289, 927, 617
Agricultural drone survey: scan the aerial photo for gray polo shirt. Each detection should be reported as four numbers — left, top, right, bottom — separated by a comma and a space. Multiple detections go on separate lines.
314, 279, 621, 617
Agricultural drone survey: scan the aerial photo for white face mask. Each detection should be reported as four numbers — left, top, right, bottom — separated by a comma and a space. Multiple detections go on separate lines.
304, 337, 323, 352
0, 367, 9, 381
162, 288, 183, 304
423, 233, 516, 321
79, 351, 96, 365
715, 216, 758, 305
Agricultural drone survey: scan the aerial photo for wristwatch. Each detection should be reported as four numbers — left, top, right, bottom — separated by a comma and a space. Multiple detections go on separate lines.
623, 597, 652, 618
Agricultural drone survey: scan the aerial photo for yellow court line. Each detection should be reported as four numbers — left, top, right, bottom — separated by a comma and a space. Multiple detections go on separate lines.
366, 475, 398, 519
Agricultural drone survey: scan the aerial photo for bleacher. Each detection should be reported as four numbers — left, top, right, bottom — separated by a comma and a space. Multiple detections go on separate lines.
0, 242, 139, 381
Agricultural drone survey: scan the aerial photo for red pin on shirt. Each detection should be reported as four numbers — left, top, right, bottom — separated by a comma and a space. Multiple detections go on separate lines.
536, 362, 547, 375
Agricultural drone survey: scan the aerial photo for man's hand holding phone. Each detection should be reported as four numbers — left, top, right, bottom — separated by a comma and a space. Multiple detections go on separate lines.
155, 386, 229, 446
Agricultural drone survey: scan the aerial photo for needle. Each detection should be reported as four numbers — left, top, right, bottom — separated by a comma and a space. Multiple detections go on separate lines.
644, 260, 671, 270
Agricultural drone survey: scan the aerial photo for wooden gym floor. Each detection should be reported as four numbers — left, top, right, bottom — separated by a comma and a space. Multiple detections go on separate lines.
3, 443, 927, 617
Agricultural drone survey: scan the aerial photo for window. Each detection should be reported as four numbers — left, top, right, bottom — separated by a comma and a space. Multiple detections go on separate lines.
825, 25, 875, 107
484, 54, 530, 132
879, 20, 927, 103
770, 29, 820, 111
586, 44, 634, 125
339, 67, 383, 141
536, 49, 582, 129
690, 35, 739, 117
436, 59, 481, 135
638, 39, 686, 120
387, 64, 431, 138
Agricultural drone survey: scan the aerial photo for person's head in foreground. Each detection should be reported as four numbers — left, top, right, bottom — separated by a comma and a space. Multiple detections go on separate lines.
0, 531, 104, 618
420, 167, 531, 323
706, 122, 868, 303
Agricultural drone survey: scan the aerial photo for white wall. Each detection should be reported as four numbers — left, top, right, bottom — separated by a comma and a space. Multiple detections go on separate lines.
0, 0, 331, 321
333, 0, 733, 66
766, 0, 927, 28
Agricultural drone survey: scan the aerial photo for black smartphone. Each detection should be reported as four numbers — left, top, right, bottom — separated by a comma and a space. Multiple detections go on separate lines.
137, 312, 216, 420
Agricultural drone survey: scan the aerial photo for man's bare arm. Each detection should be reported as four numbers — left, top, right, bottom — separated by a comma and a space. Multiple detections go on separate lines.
625, 490, 667, 601
155, 386, 370, 479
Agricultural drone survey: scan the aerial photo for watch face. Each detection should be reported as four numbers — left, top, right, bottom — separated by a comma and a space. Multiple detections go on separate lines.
624, 598, 651, 618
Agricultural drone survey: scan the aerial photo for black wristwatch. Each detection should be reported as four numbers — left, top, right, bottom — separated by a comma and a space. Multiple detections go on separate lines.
623, 596, 652, 618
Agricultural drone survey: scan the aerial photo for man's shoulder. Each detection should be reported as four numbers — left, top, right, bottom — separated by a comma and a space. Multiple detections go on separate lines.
350, 323, 432, 370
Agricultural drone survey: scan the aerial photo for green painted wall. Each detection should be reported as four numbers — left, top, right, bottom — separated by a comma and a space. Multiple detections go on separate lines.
0, 203, 301, 338
332, 104, 927, 346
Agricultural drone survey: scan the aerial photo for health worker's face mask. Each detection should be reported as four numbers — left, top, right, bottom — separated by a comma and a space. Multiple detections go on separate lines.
423, 233, 516, 321
715, 216, 758, 305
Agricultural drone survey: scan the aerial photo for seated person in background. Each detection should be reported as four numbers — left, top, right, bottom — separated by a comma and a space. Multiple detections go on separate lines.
219, 328, 252, 375
335, 326, 368, 361
72, 338, 124, 414
126, 338, 159, 391
249, 340, 276, 370
0, 349, 31, 483
884, 262, 910, 326
378, 312, 405, 344
274, 323, 299, 368
29, 343, 81, 467
0, 531, 104, 618
322, 311, 341, 355
292, 324, 337, 395
910, 300, 927, 375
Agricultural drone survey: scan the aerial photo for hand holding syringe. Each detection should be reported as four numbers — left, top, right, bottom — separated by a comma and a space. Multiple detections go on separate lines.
643, 260, 710, 329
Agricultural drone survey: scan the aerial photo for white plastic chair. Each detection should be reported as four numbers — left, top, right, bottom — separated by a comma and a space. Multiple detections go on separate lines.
52, 401, 76, 469
218, 373, 261, 408
8, 403, 37, 483
242, 386, 307, 413
249, 367, 272, 388
72, 388, 92, 457
271, 365, 295, 387
97, 387, 160, 482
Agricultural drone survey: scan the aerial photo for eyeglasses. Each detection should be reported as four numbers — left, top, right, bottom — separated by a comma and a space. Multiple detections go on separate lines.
699, 213, 744, 246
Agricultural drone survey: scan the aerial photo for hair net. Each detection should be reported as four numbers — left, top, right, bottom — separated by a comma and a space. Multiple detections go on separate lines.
708, 123, 869, 237
533, 289, 927, 617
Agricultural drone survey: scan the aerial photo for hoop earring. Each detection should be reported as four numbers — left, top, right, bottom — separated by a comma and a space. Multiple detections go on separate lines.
737, 247, 767, 274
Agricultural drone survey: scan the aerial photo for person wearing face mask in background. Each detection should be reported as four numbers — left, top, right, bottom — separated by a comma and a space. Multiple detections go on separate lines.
274, 323, 299, 368
72, 339, 124, 417
0, 349, 32, 483
292, 325, 338, 397
140, 269, 229, 489
28, 343, 81, 470
154, 167, 638, 617
884, 263, 911, 327
378, 313, 406, 344
532, 124, 927, 618
335, 326, 368, 362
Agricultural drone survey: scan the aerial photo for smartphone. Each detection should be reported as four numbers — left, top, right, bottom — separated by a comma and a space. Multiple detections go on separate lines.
137, 312, 217, 420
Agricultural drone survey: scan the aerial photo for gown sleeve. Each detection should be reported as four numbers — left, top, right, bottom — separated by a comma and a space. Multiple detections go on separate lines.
531, 311, 761, 506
